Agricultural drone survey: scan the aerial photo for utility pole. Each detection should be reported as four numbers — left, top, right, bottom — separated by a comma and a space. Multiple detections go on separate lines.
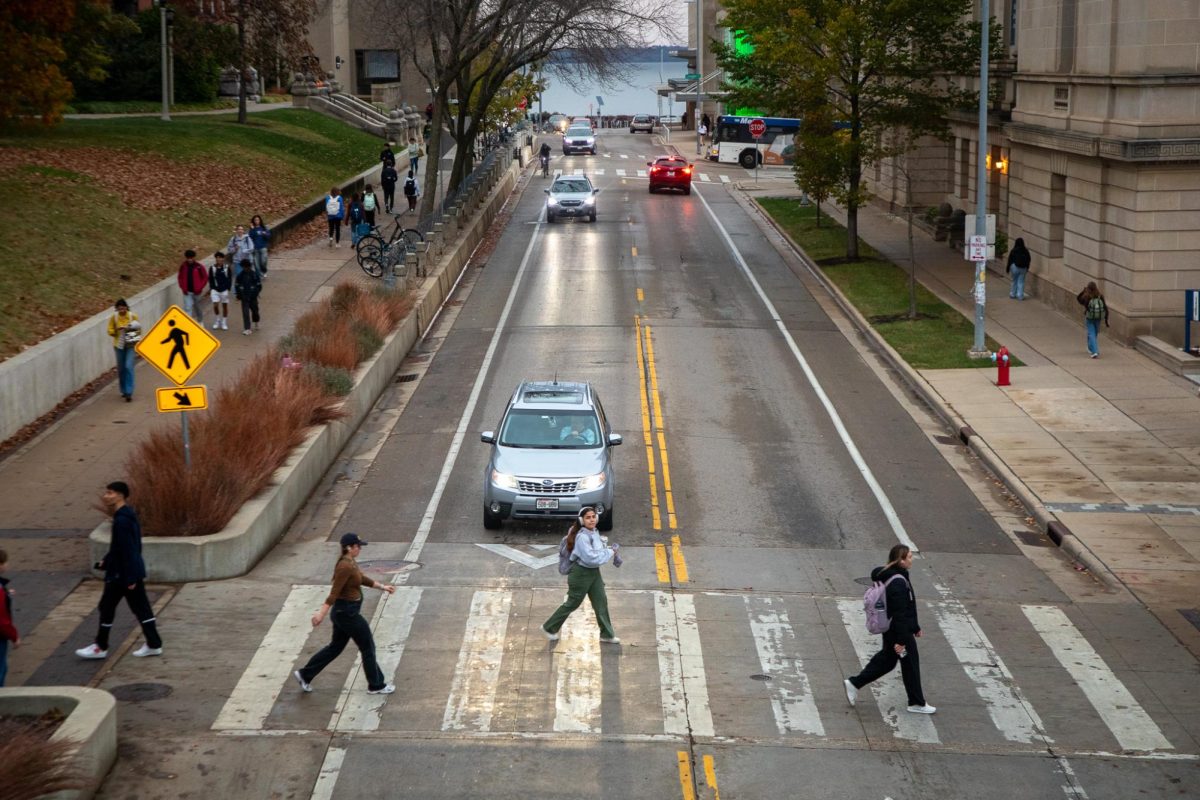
695, 0, 703, 156
158, 0, 170, 121
969, 0, 991, 357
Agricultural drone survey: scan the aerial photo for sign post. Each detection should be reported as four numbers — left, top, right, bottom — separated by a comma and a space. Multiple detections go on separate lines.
136, 305, 220, 467
749, 118, 766, 184
1185, 289, 1200, 355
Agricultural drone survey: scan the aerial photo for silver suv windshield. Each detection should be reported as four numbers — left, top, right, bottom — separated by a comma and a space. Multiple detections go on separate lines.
551, 178, 592, 193
566, 127, 593, 137
499, 410, 601, 448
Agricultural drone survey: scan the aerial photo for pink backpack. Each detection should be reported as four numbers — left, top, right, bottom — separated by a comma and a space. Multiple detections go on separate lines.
863, 574, 906, 635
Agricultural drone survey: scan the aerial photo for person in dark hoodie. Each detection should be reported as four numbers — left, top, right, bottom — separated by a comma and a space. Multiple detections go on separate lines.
235, 258, 262, 335
1006, 237, 1032, 300
76, 482, 163, 660
843, 544, 935, 714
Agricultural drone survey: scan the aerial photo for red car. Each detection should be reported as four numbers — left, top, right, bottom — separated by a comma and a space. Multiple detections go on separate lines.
647, 155, 693, 194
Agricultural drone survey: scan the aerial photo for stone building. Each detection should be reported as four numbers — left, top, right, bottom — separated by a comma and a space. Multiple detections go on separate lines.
306, 0, 428, 104
869, 0, 1200, 346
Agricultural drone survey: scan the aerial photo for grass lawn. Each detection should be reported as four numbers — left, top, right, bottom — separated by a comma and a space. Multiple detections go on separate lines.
0, 109, 382, 359
758, 198, 1018, 370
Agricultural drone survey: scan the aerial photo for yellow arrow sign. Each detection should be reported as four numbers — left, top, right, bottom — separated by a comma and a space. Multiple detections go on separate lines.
155, 385, 209, 413
136, 305, 220, 385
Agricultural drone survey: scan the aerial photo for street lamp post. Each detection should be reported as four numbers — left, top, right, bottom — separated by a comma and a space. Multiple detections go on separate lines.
695, 0, 703, 156
969, 0, 991, 357
158, 0, 170, 121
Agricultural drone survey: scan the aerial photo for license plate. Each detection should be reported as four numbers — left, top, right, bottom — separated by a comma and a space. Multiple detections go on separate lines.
536, 498, 559, 510
667, 170, 675, 176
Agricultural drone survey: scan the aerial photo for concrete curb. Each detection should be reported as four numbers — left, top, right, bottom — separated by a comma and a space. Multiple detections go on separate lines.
0, 158, 391, 447
738, 191, 1128, 594
0, 686, 118, 799
88, 157, 523, 582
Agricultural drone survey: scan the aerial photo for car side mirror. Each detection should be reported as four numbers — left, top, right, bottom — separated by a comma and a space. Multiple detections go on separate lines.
592, 188, 600, 195
543, 189, 550, 195
608, 433, 623, 446
481, 431, 495, 444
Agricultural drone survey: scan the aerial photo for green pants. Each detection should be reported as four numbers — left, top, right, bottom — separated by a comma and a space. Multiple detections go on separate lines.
542, 564, 615, 640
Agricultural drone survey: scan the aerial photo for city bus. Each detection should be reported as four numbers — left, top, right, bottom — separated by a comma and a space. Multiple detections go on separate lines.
708, 115, 801, 168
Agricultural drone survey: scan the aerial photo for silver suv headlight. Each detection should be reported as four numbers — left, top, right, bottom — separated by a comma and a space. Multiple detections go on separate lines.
491, 470, 519, 490
577, 473, 606, 491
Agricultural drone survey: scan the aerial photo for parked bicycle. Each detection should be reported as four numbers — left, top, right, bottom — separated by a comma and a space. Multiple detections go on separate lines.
356, 214, 424, 278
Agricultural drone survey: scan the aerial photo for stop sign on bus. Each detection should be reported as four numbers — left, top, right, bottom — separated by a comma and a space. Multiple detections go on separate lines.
748, 118, 767, 139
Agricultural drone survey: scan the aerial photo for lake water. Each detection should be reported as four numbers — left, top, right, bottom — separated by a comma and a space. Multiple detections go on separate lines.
538, 58, 689, 117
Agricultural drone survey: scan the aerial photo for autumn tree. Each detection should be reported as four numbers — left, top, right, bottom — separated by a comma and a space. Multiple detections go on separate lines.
0, 0, 76, 125
369, 0, 675, 217
718, 0, 992, 259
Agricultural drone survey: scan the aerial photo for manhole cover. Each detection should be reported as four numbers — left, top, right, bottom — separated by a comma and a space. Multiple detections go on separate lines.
109, 682, 172, 703
853, 576, 873, 586
749, 674, 772, 682
395, 373, 418, 383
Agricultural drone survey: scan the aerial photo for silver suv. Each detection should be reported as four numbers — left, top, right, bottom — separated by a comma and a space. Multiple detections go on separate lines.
480, 381, 622, 530
630, 114, 654, 134
544, 174, 599, 223
562, 124, 597, 155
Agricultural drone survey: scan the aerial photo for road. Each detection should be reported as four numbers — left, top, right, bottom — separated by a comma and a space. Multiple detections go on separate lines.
85, 130, 1197, 799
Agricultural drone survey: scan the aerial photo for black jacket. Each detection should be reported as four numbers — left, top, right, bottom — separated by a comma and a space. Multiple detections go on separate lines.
104, 505, 147, 584
871, 564, 920, 637
208, 265, 232, 293
1006, 243, 1031, 272
235, 267, 261, 299
380, 165, 399, 188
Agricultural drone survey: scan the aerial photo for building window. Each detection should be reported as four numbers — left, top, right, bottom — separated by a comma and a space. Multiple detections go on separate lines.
1009, 0, 1018, 47
959, 138, 970, 200
1048, 173, 1065, 259
355, 50, 400, 95
1053, 86, 1069, 111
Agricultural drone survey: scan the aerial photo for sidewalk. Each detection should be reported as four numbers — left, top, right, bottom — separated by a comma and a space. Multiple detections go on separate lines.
0, 233, 376, 685
747, 187, 1200, 652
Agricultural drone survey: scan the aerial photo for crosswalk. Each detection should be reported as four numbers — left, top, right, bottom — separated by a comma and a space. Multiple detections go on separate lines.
212, 586, 1187, 758
551, 162, 732, 183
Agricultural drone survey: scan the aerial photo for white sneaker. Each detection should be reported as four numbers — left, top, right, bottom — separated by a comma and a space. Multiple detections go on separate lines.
328, 236, 334, 247
540, 626, 559, 642
844, 679, 858, 707
132, 644, 162, 658
293, 670, 313, 693
367, 683, 395, 695
220, 318, 228, 330
75, 644, 107, 660
243, 330, 252, 336
211, 320, 220, 329
599, 636, 621, 644
907, 704, 937, 714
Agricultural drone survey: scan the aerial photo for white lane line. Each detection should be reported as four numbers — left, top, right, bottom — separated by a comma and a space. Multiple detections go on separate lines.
443, 590, 513, 731
594, 168, 606, 175
620, 153, 629, 159
401, 176, 547, 566
696, 190, 915, 551
616, 168, 627, 177
554, 608, 602, 732
604, 153, 611, 158
309, 745, 345, 800
933, 599, 1048, 744
636, 169, 647, 178
698, 173, 712, 182
1022, 605, 1172, 752
745, 596, 824, 736
654, 592, 714, 737
213, 585, 329, 731
332, 586, 423, 732
836, 599, 939, 743
719, 174, 731, 183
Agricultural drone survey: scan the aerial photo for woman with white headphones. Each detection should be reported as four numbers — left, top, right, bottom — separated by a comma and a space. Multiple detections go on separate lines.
541, 507, 621, 644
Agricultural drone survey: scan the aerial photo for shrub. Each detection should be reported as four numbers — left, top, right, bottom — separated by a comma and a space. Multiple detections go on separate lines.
351, 320, 384, 361
306, 364, 353, 396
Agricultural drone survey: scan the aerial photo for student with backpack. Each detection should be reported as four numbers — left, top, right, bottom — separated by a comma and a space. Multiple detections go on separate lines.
234, 258, 262, 335
1077, 281, 1108, 358
208, 252, 232, 331
324, 187, 345, 248
403, 170, 420, 213
542, 507, 621, 644
362, 184, 379, 226
249, 214, 272, 279
346, 192, 366, 244
844, 544, 935, 715
380, 164, 399, 213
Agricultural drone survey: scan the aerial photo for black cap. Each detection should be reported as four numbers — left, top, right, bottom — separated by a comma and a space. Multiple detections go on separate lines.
340, 532, 368, 548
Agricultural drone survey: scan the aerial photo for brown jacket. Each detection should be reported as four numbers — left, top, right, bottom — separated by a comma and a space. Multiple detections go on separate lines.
326, 556, 376, 606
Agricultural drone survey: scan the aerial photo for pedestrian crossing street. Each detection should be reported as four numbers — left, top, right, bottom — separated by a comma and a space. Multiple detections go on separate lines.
212, 585, 1190, 758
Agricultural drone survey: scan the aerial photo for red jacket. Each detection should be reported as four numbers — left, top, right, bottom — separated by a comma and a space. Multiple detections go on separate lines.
0, 577, 16, 642
177, 260, 209, 294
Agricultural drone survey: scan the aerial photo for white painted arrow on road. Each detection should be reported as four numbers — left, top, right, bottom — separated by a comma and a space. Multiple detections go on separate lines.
475, 543, 558, 569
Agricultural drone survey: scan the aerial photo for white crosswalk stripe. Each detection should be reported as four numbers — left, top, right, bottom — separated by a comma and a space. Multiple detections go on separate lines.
1023, 604, 1172, 752
215, 587, 1181, 758
636, 169, 647, 178
593, 169, 605, 175
720, 174, 731, 183
615, 169, 627, 177
619, 153, 628, 159
698, 173, 712, 182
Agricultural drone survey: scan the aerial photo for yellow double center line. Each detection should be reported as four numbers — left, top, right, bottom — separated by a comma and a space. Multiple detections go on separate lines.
636, 292, 688, 584
676, 751, 722, 800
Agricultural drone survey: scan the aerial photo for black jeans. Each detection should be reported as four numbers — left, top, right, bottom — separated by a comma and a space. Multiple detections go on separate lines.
383, 186, 395, 210
327, 218, 341, 242
95, 580, 161, 650
298, 600, 386, 690
849, 630, 925, 707
240, 293, 260, 331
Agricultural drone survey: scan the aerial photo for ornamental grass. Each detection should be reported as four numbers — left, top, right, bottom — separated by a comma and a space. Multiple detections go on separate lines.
0, 720, 85, 800
125, 283, 413, 537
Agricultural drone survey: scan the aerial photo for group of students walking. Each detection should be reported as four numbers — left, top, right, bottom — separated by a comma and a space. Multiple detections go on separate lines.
1007, 238, 1110, 357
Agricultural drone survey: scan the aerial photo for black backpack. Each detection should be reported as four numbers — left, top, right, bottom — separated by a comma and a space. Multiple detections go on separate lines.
403, 178, 417, 197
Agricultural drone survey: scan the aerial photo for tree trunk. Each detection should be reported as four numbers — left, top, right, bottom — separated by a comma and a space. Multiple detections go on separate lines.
418, 90, 448, 219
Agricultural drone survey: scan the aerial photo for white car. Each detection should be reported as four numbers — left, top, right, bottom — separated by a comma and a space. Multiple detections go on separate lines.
544, 174, 599, 223
562, 125, 597, 155
630, 114, 655, 134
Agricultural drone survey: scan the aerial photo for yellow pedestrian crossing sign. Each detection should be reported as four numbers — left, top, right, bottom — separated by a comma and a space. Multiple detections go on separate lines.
156, 385, 208, 413
136, 305, 220, 385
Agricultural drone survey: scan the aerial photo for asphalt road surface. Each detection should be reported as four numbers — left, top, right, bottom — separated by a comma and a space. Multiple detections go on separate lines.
90, 130, 1198, 800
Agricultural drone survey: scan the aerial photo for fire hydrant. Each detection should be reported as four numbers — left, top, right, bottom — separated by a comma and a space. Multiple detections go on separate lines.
991, 346, 1011, 387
